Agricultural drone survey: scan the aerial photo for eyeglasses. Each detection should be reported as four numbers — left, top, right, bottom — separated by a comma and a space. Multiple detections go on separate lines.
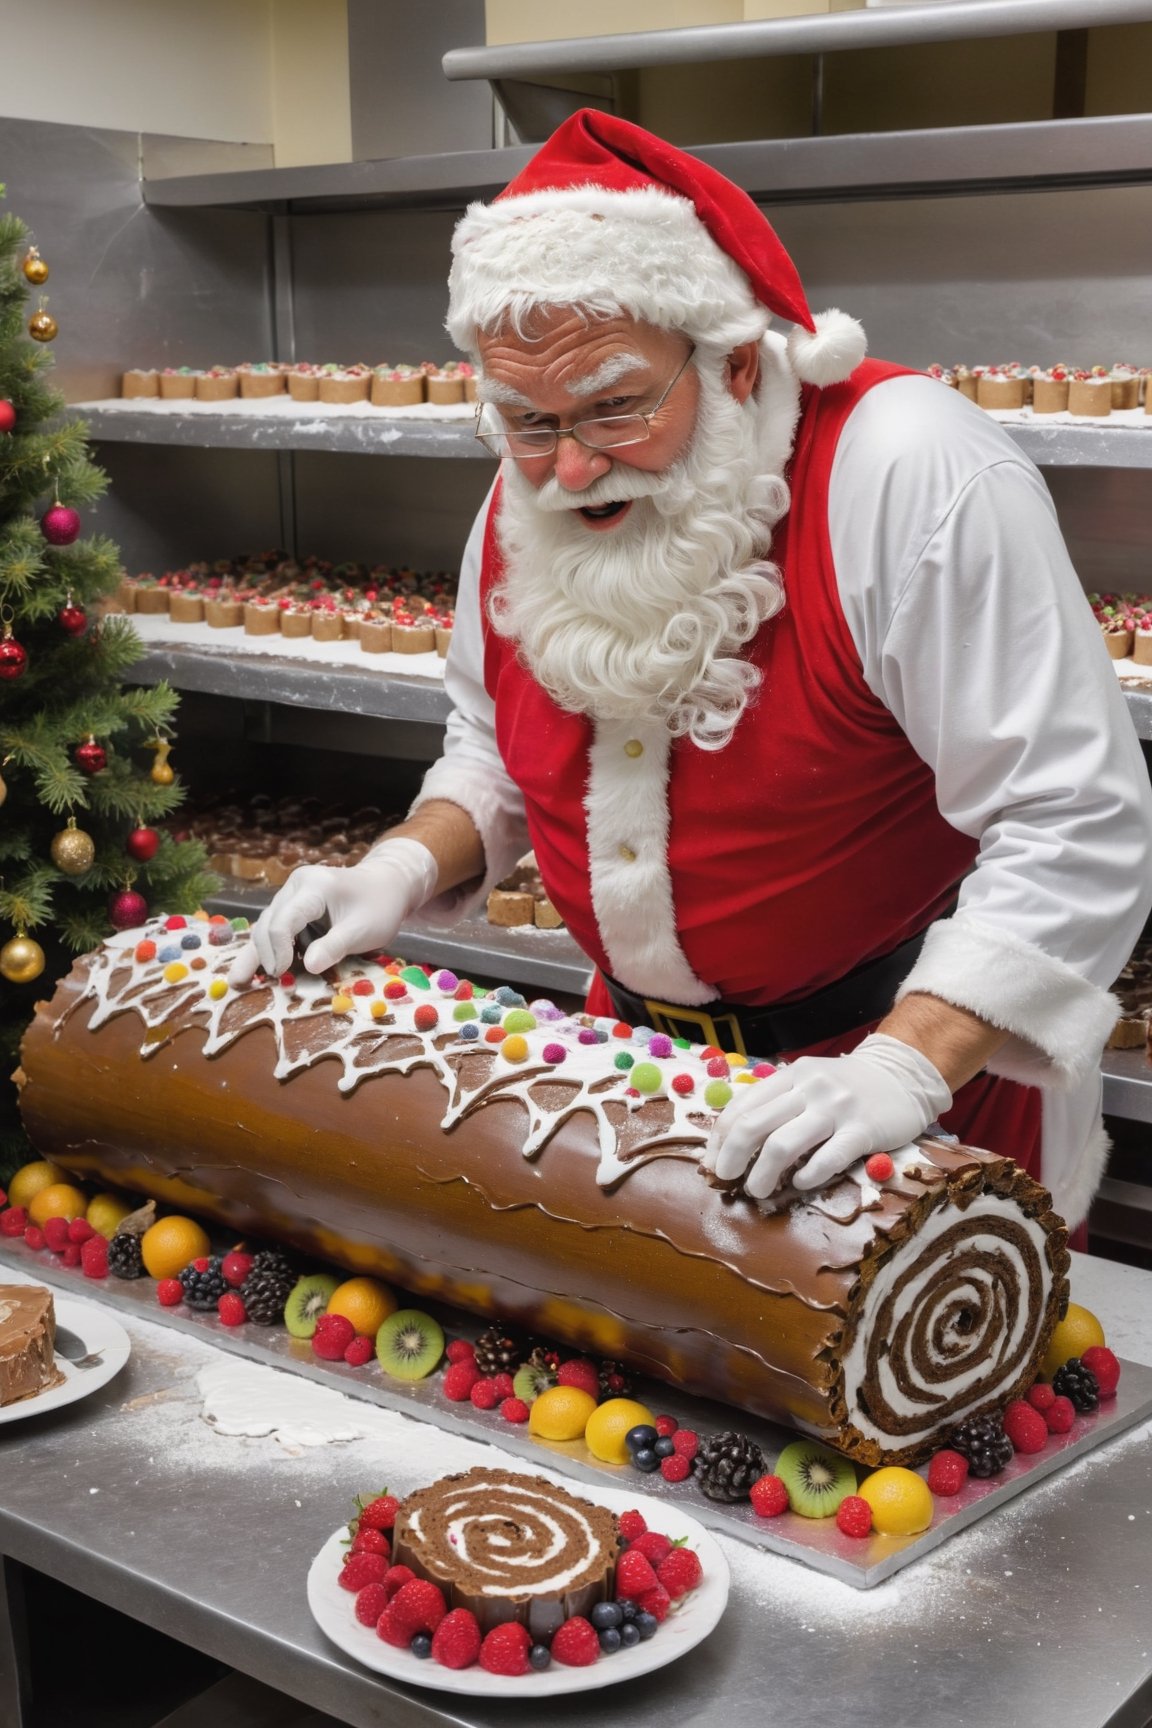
473, 344, 696, 459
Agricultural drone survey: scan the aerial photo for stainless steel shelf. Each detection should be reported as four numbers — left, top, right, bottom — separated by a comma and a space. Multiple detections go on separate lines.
205, 879, 594, 996
1123, 683, 1152, 740
1004, 419, 1152, 470
138, 116, 1152, 213
124, 645, 453, 724
72, 404, 490, 460
1102, 1046, 1152, 1122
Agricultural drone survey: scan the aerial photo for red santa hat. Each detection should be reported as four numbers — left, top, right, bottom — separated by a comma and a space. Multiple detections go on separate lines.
447, 109, 865, 388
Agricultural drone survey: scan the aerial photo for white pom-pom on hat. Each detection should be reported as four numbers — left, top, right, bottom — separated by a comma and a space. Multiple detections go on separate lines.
786, 310, 868, 389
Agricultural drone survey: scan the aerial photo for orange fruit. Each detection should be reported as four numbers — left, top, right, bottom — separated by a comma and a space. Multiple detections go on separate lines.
528, 1385, 598, 1442
86, 1193, 135, 1239
8, 1160, 68, 1210
584, 1397, 657, 1464
324, 1276, 398, 1337
28, 1182, 89, 1226
858, 1467, 933, 1536
140, 1214, 211, 1279
1041, 1302, 1106, 1380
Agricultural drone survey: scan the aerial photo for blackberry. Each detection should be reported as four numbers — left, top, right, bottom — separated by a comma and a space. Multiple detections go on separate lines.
249, 1246, 296, 1284
240, 1262, 295, 1326
1052, 1358, 1100, 1413
598, 1358, 634, 1399
473, 1326, 523, 1378
692, 1430, 766, 1502
180, 1256, 227, 1311
950, 1412, 1014, 1478
108, 1233, 144, 1280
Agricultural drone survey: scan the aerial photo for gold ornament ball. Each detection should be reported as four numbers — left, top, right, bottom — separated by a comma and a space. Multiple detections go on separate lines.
50, 823, 96, 877
0, 769, 6, 808
0, 935, 46, 984
28, 310, 58, 342
23, 250, 49, 286
151, 760, 175, 785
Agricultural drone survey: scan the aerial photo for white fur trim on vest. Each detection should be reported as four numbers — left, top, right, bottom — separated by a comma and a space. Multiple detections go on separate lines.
786, 310, 867, 388
585, 717, 715, 1005
1040, 1075, 1109, 1229
895, 913, 1118, 1091
448, 185, 769, 354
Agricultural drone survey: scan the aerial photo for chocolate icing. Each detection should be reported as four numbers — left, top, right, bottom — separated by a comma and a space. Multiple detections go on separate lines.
16, 925, 1070, 1463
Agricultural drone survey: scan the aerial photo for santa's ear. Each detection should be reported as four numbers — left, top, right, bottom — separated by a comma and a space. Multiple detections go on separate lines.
725, 340, 760, 405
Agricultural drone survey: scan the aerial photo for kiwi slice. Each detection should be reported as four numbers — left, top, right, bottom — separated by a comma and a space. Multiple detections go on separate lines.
284, 1272, 340, 1340
376, 1308, 445, 1380
512, 1360, 556, 1404
775, 1439, 857, 1518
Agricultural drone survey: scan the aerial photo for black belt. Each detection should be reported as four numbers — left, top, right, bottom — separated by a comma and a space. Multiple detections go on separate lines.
602, 925, 936, 1059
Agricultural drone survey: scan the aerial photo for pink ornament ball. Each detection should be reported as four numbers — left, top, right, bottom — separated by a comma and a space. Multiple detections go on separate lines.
0, 400, 16, 434
109, 888, 149, 931
41, 504, 81, 546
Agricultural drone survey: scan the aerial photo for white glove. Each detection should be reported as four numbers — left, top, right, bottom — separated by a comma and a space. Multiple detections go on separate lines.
702, 1033, 952, 1202
227, 838, 439, 986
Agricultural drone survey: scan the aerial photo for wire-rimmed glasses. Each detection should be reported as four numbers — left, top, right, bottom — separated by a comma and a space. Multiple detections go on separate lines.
473, 344, 696, 459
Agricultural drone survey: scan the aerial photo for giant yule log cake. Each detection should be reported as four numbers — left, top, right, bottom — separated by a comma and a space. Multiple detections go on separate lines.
16, 920, 1070, 1464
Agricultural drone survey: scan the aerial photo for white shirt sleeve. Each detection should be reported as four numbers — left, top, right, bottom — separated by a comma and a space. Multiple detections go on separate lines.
829, 375, 1152, 1089
409, 479, 532, 923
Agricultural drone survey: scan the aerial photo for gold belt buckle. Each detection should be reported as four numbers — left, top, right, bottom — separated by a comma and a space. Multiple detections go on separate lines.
642, 999, 746, 1058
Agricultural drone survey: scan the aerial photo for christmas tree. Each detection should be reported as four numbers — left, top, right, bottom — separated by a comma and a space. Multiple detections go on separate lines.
0, 190, 213, 1179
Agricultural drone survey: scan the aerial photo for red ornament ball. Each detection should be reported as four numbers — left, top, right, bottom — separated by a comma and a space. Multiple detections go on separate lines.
41, 504, 81, 546
0, 636, 28, 681
126, 826, 160, 862
0, 400, 15, 434
74, 737, 107, 775
58, 601, 87, 636
109, 887, 148, 931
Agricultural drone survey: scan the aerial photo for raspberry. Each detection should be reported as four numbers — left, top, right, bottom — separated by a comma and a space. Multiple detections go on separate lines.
68, 1217, 95, 1244
469, 1377, 500, 1410
339, 1552, 390, 1592
380, 1564, 415, 1601
0, 1187, 5, 1205
1003, 1399, 1049, 1455
431, 1608, 482, 1670
312, 1314, 355, 1360
61, 1243, 82, 1268
926, 1450, 969, 1497
671, 1429, 699, 1460
836, 1495, 873, 1538
1044, 1394, 1076, 1434
352, 1527, 391, 1557
657, 1547, 702, 1598
549, 1617, 600, 1668
354, 1583, 390, 1628
556, 1358, 599, 1399
1080, 1345, 1121, 1398
358, 1493, 399, 1532
627, 1531, 672, 1567
445, 1339, 476, 1364
490, 1372, 515, 1400
80, 1236, 109, 1279
615, 1548, 659, 1598
23, 1225, 45, 1251
749, 1474, 790, 1518
1026, 1382, 1057, 1412
344, 1335, 375, 1367
376, 1579, 447, 1647
636, 1584, 672, 1622
500, 1396, 530, 1424
864, 1152, 895, 1182
42, 1216, 70, 1254
0, 1207, 27, 1237
157, 1278, 183, 1306
654, 1414, 679, 1438
617, 1510, 648, 1543
443, 1361, 480, 1401
660, 1454, 691, 1483
478, 1620, 533, 1676
217, 1291, 247, 1327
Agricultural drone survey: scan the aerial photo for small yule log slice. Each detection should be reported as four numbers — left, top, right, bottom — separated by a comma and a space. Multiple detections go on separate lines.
17, 936, 1069, 1464
0, 1284, 65, 1406
392, 1467, 620, 1640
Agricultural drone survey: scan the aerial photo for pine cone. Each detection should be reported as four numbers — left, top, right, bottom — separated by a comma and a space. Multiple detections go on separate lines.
950, 1412, 1014, 1478
1052, 1358, 1100, 1413
473, 1327, 524, 1378
108, 1233, 144, 1280
693, 1431, 767, 1502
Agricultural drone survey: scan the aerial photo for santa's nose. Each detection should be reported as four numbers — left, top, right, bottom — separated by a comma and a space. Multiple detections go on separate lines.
550, 435, 613, 492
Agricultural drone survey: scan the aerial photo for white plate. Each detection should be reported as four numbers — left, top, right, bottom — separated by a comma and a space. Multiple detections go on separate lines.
0, 1295, 131, 1425
307, 1477, 730, 1697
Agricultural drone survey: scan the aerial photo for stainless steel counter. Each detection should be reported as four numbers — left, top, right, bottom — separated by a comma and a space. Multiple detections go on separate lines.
2, 1251, 1151, 1728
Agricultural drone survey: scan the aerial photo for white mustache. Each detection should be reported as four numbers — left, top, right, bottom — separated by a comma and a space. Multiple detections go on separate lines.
526, 463, 671, 514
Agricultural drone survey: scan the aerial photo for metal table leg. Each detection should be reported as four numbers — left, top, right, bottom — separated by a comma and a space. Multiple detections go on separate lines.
0, 1557, 33, 1728
152, 1668, 345, 1727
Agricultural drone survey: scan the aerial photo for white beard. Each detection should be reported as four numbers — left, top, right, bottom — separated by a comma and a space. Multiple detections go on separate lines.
488, 346, 797, 751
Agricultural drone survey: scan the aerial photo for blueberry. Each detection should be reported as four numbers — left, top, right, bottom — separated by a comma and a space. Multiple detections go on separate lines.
616, 1598, 637, 1620
620, 1622, 641, 1648
625, 1424, 658, 1453
591, 1601, 623, 1630
529, 1644, 552, 1671
634, 1611, 659, 1641
632, 1447, 660, 1473
654, 1436, 676, 1459
598, 1627, 622, 1655
410, 1633, 432, 1659
180, 933, 202, 950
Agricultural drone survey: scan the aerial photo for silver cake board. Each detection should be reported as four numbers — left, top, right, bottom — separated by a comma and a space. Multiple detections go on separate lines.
3, 1240, 1150, 1589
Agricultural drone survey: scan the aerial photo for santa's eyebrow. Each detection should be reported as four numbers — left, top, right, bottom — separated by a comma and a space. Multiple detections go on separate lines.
566, 353, 649, 397
475, 377, 533, 408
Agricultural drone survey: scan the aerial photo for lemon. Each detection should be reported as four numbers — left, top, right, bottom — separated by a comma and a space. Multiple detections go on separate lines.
858, 1467, 933, 1536
528, 1385, 598, 1442
1041, 1302, 1106, 1380
584, 1397, 657, 1464
28, 1182, 89, 1226
86, 1193, 135, 1239
7, 1160, 67, 1211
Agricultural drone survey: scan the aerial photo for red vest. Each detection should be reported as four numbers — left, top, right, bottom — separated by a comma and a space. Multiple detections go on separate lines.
481, 360, 978, 1008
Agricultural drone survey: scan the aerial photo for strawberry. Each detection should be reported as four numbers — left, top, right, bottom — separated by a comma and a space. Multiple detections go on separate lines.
61, 1243, 82, 1268
656, 1547, 702, 1599
68, 1217, 95, 1245
1080, 1345, 1121, 1399
354, 1583, 390, 1627
380, 1564, 415, 1601
617, 1510, 647, 1543
312, 1314, 355, 1361
636, 1583, 672, 1622
352, 1527, 390, 1557
339, 1552, 389, 1592
0, 1207, 27, 1237
42, 1216, 70, 1254
627, 1531, 672, 1567
378, 1579, 446, 1644
749, 1474, 790, 1518
556, 1358, 599, 1399
478, 1621, 532, 1676
357, 1493, 400, 1532
22, 1225, 45, 1252
444, 1336, 477, 1364
217, 1292, 247, 1327
549, 1616, 600, 1667
431, 1608, 482, 1670
615, 1548, 659, 1598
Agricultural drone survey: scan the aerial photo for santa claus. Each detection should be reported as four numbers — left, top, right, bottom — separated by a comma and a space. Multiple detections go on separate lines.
232, 111, 1152, 1230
